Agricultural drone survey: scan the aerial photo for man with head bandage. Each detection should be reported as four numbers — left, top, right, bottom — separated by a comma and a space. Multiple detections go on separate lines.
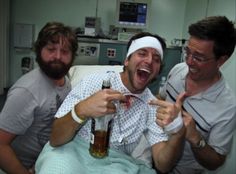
35, 32, 186, 174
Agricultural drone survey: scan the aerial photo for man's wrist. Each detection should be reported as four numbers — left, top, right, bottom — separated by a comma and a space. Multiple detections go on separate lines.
71, 105, 86, 124
191, 136, 206, 149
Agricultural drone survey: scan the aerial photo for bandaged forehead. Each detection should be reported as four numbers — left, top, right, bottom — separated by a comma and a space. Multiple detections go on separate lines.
126, 36, 163, 60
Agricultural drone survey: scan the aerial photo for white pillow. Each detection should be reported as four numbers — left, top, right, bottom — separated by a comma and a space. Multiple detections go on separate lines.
68, 65, 123, 87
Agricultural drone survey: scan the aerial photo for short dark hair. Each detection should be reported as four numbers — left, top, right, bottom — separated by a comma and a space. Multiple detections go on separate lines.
34, 22, 78, 63
188, 16, 236, 60
125, 32, 166, 73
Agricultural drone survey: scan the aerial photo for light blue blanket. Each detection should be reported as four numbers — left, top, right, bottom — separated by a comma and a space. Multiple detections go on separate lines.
35, 137, 157, 174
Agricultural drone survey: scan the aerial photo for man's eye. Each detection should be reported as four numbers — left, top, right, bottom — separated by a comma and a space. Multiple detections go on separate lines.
192, 55, 205, 61
153, 56, 161, 63
61, 49, 70, 54
137, 51, 146, 57
47, 47, 55, 51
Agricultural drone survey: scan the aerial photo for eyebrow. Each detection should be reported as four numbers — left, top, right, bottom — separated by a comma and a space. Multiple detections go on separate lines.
138, 48, 160, 55
186, 47, 205, 57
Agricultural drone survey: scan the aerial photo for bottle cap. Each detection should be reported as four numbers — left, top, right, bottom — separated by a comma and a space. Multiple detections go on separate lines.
161, 76, 166, 82
102, 79, 111, 89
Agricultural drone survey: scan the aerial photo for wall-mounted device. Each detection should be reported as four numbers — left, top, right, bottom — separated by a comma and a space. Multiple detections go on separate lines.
84, 17, 101, 36
115, 0, 151, 30
99, 42, 127, 65
74, 42, 100, 65
21, 57, 34, 74
118, 32, 135, 42
14, 23, 34, 49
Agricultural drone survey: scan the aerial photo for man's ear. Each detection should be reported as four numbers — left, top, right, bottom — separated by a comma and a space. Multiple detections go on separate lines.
124, 57, 129, 66
217, 55, 228, 68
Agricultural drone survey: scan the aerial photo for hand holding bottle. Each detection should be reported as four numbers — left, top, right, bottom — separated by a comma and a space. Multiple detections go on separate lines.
89, 79, 114, 158
76, 88, 124, 119
89, 79, 126, 158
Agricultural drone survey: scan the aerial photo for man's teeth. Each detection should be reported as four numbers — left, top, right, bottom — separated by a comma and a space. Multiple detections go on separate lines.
139, 68, 151, 74
189, 67, 197, 73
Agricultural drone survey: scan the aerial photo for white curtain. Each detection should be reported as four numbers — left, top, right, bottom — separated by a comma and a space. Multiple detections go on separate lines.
0, 0, 9, 95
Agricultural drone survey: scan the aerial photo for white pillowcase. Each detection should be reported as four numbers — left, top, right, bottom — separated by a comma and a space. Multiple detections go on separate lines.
68, 65, 123, 87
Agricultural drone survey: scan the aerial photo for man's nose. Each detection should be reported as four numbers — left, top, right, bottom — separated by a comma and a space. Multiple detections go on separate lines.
185, 54, 195, 65
144, 54, 153, 64
54, 49, 61, 59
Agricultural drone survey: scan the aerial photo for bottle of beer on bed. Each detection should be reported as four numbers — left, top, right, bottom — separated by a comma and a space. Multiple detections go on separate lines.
89, 79, 113, 158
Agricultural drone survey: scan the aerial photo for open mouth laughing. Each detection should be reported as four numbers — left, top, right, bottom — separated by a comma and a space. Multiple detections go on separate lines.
137, 68, 151, 83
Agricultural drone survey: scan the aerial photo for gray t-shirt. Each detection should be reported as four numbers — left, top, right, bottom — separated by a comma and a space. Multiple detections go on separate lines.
0, 67, 71, 168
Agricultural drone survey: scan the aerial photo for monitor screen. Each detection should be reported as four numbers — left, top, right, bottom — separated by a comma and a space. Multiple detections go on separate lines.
115, 0, 150, 29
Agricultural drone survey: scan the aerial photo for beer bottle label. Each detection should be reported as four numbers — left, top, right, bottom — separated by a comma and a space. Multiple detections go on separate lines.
90, 118, 96, 144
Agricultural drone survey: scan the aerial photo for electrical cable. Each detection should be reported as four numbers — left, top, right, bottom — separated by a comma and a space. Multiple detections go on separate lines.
95, 0, 98, 18
205, 0, 209, 17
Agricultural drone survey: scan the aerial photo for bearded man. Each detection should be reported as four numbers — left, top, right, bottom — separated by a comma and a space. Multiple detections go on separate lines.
0, 22, 78, 174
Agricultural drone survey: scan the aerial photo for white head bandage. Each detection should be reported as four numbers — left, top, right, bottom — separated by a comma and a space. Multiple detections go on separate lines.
126, 36, 163, 60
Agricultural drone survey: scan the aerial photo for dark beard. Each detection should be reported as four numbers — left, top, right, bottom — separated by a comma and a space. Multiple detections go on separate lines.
37, 58, 72, 80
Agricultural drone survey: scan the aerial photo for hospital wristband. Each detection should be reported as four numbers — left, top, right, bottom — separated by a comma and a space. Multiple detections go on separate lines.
71, 106, 86, 124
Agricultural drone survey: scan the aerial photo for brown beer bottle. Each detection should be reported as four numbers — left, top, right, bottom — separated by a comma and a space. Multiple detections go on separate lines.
89, 79, 112, 158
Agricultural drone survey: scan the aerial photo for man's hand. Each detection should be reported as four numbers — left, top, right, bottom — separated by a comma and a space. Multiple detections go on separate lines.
182, 110, 202, 145
75, 89, 126, 118
149, 92, 187, 128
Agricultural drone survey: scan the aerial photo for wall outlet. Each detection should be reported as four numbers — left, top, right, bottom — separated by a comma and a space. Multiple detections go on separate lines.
106, 48, 116, 58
